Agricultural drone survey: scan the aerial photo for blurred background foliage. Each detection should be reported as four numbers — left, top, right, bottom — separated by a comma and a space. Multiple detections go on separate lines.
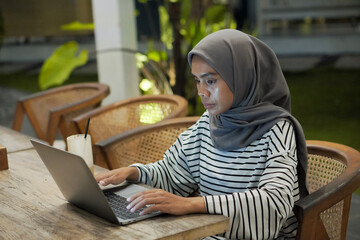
142, 0, 239, 115
37, 0, 240, 115
0, 8, 3, 52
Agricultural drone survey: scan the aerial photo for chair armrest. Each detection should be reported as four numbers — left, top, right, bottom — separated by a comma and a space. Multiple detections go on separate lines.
295, 140, 360, 240
293, 174, 357, 240
296, 141, 360, 217
294, 170, 359, 218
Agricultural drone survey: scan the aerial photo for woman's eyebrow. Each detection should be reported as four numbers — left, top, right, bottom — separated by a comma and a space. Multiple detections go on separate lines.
200, 72, 216, 78
192, 72, 217, 78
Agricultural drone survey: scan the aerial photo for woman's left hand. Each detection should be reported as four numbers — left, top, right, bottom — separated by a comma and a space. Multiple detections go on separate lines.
126, 189, 206, 216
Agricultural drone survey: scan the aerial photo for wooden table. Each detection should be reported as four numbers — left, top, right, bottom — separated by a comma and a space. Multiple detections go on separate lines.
0, 127, 229, 239
0, 125, 33, 153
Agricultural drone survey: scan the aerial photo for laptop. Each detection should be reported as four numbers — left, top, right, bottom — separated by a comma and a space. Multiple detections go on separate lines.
30, 139, 162, 225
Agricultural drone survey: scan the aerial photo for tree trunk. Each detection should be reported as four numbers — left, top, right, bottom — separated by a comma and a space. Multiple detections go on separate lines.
169, 2, 185, 97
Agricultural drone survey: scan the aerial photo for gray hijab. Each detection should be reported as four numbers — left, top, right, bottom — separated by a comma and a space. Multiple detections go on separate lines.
188, 29, 308, 197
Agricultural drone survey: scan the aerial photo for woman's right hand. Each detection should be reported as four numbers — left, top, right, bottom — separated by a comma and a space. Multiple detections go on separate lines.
94, 167, 139, 186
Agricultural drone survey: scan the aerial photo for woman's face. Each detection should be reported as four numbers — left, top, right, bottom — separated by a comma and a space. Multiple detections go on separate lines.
191, 55, 234, 115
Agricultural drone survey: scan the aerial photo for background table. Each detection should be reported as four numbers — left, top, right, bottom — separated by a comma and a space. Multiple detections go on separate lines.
0, 127, 229, 239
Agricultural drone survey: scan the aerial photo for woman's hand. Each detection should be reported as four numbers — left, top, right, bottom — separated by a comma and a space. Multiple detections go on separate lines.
126, 189, 206, 216
95, 167, 139, 186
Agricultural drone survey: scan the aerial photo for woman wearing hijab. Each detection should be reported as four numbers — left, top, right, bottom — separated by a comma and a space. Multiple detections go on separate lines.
96, 29, 308, 239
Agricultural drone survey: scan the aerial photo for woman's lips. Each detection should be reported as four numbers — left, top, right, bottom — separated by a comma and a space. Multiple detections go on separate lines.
202, 103, 214, 109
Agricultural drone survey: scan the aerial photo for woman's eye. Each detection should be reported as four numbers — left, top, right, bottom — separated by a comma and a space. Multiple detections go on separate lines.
206, 79, 216, 85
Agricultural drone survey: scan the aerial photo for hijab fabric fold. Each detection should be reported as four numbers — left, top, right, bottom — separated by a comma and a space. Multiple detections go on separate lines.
188, 29, 309, 197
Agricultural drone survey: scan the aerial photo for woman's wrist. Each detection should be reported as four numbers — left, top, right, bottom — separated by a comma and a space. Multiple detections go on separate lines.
125, 166, 139, 182
186, 196, 207, 214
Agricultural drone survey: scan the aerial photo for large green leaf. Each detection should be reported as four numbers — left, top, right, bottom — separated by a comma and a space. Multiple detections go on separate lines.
39, 41, 88, 90
61, 21, 94, 31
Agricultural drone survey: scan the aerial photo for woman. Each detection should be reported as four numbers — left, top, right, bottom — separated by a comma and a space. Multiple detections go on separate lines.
96, 29, 308, 239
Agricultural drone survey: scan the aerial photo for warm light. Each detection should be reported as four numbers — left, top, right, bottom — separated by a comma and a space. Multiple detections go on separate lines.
139, 103, 165, 124
139, 79, 154, 92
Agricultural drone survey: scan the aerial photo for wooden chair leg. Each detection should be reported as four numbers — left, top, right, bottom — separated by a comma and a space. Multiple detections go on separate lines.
12, 101, 25, 131
46, 112, 61, 145
0, 144, 9, 171
340, 195, 352, 240
93, 145, 110, 169
295, 210, 330, 240
316, 217, 330, 240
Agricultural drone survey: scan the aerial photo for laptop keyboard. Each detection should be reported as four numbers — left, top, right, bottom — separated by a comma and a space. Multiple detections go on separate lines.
104, 191, 145, 219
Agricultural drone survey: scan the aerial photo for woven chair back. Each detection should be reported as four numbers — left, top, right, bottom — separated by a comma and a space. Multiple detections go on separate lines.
12, 83, 110, 145
94, 116, 199, 169
74, 94, 188, 145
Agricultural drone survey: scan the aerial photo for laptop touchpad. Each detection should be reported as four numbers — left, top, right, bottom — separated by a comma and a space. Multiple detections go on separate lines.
115, 184, 149, 199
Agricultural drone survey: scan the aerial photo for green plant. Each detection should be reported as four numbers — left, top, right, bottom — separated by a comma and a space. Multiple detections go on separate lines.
39, 41, 88, 90
140, 0, 238, 115
37, 21, 94, 90
39, 1, 239, 107
39, 19, 173, 94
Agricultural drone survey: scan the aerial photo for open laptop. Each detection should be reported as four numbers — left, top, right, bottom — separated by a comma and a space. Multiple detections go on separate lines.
31, 139, 162, 225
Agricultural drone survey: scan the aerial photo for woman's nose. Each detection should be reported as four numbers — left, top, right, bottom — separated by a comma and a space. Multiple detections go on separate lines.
197, 83, 210, 97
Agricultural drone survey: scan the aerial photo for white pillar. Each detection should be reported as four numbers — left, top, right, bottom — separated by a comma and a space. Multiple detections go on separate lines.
91, 0, 139, 104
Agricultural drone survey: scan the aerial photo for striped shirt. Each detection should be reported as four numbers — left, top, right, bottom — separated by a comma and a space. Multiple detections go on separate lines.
133, 111, 300, 239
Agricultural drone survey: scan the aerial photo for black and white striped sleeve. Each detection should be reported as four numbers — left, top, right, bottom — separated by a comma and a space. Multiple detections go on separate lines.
131, 127, 199, 197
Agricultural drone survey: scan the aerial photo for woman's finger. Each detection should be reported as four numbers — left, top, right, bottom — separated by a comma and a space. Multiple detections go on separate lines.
127, 189, 158, 202
127, 194, 154, 212
127, 191, 164, 213
139, 203, 161, 215
99, 174, 116, 186
94, 171, 113, 182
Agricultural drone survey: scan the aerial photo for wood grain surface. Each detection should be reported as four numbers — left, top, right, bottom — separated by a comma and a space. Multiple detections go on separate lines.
0, 125, 33, 153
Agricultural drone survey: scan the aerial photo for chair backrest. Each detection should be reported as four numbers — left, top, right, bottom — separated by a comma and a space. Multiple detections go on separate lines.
93, 116, 199, 169
12, 83, 110, 145
294, 140, 360, 240
73, 94, 188, 147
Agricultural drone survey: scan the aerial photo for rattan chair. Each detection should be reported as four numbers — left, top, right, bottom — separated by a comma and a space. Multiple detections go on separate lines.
93, 116, 199, 169
295, 140, 360, 240
73, 94, 188, 147
12, 83, 110, 145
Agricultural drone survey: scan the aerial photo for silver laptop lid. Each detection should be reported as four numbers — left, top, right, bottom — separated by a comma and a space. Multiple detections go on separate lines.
31, 139, 119, 224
